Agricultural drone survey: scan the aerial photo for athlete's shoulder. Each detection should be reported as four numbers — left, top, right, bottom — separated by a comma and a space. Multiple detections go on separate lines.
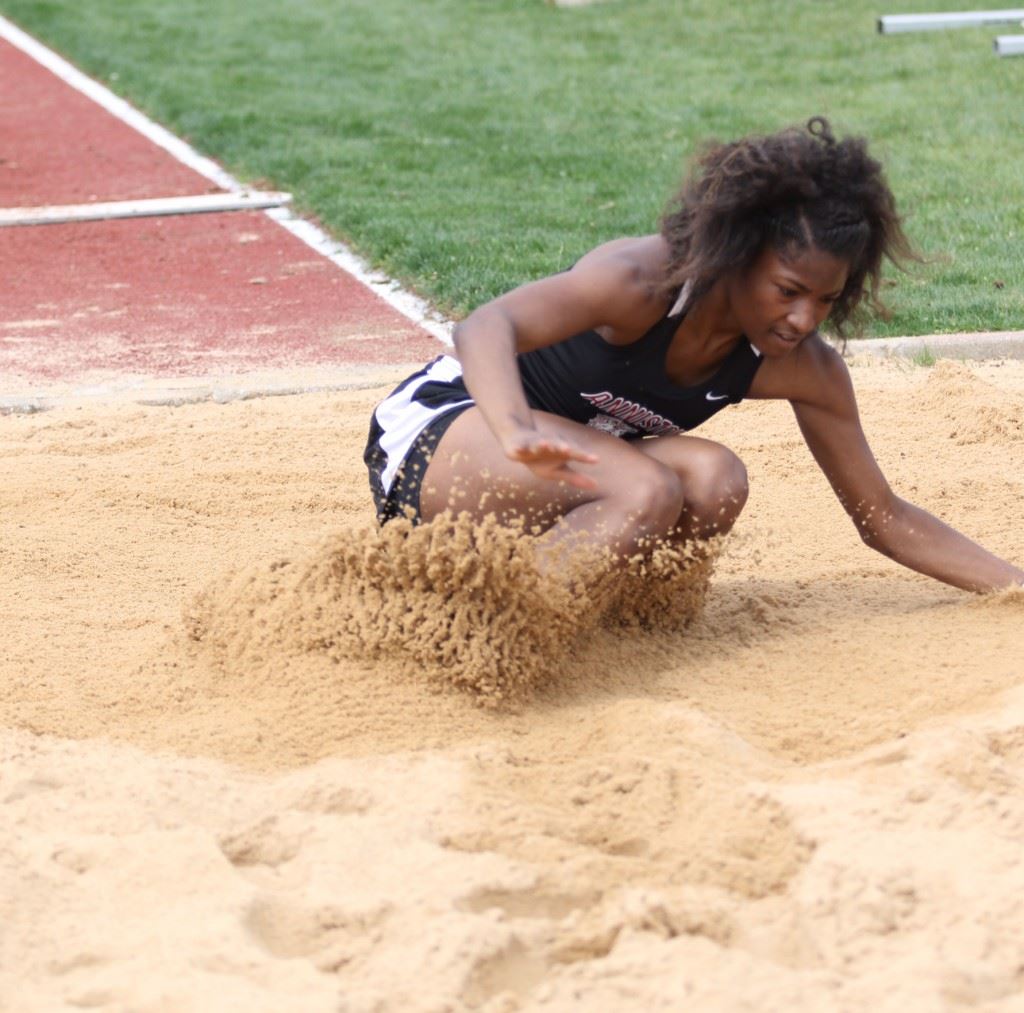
798, 333, 853, 392
750, 332, 853, 405
572, 234, 670, 288
566, 235, 671, 330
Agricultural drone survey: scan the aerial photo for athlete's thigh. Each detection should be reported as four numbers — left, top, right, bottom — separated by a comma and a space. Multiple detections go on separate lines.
419, 407, 652, 527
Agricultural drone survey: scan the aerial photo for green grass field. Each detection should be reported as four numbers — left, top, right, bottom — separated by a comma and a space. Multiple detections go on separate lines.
7, 0, 1023, 335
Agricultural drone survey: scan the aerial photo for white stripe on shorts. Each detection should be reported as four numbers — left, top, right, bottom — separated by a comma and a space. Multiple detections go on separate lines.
375, 355, 473, 494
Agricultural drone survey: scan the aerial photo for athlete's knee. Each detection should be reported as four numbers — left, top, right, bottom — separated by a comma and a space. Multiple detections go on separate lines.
615, 460, 686, 531
685, 447, 749, 530
715, 450, 749, 511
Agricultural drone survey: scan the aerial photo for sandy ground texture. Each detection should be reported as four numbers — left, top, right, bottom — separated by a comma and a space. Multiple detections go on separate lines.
2, 356, 1024, 1011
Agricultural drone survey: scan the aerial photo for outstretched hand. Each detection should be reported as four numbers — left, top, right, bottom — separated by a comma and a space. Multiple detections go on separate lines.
503, 430, 599, 491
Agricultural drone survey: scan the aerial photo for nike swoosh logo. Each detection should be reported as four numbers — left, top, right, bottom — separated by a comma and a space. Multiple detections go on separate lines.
705, 392, 729, 402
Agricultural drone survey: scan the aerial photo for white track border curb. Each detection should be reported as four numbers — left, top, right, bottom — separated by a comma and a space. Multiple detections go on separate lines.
0, 14, 453, 346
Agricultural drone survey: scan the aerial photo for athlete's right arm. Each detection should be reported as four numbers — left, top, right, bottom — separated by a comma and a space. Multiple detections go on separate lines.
451, 250, 654, 487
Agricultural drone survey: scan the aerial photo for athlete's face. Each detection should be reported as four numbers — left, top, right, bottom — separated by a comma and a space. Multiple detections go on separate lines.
727, 245, 850, 357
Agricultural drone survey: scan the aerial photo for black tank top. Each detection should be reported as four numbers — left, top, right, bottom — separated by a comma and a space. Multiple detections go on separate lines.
517, 297, 763, 438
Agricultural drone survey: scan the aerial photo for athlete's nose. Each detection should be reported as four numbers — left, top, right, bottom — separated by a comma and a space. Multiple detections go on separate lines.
787, 298, 818, 337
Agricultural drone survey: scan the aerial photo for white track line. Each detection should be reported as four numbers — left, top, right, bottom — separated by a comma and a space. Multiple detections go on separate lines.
0, 190, 291, 227
0, 14, 453, 345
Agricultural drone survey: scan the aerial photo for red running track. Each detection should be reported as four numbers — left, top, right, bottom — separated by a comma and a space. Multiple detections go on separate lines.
0, 34, 444, 385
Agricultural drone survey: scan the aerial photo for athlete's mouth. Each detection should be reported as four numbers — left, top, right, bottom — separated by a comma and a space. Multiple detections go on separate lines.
771, 329, 801, 344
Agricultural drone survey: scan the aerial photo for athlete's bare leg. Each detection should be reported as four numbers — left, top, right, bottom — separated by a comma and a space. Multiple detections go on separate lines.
419, 408, 685, 567
419, 409, 750, 576
634, 434, 749, 543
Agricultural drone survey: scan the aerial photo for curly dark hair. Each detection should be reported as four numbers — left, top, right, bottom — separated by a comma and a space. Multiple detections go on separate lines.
659, 117, 919, 335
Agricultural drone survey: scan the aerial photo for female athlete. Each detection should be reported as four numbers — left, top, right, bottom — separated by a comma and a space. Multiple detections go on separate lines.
365, 118, 1024, 593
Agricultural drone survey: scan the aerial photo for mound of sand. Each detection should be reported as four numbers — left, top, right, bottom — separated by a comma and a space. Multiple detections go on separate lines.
2, 357, 1023, 1010
917, 359, 1024, 445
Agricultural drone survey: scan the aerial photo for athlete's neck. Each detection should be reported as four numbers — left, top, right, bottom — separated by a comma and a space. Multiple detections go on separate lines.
674, 279, 745, 360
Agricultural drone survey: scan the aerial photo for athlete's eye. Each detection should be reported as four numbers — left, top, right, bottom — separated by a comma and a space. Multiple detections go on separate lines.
776, 285, 798, 298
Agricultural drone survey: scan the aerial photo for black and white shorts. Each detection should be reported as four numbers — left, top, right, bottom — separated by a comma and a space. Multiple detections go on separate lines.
364, 355, 476, 524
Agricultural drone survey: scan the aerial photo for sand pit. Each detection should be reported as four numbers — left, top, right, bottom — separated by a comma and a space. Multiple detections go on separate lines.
2, 356, 1023, 1010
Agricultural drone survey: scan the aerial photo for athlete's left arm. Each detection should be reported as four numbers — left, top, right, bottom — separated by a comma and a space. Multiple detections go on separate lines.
752, 336, 1024, 592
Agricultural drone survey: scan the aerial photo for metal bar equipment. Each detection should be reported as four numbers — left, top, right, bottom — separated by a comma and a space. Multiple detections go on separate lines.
878, 9, 1024, 33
